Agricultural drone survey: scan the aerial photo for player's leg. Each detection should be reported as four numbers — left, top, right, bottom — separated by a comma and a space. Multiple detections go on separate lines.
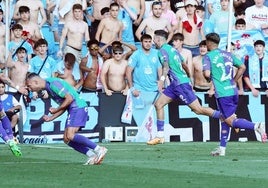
147, 92, 172, 145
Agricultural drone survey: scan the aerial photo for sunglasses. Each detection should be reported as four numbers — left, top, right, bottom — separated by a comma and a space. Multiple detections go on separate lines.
90, 46, 99, 50
113, 52, 123, 55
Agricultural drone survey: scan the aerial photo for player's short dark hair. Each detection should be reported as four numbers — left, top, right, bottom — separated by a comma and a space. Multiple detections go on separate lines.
154, 30, 168, 40
19, 6, 30, 13
141, 34, 152, 41
87, 39, 99, 48
172, 33, 184, 41
26, 72, 39, 80
206, 33, 220, 44
0, 9, 3, 14
11, 23, 23, 30
254, 40, 265, 47
72, 3, 83, 10
101, 7, 110, 15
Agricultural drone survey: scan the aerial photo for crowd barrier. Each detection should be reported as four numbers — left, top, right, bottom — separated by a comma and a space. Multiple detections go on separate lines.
9, 91, 267, 144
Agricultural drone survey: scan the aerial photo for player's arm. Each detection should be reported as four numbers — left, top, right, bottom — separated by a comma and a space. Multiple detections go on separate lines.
50, 93, 73, 114
182, 61, 190, 78
233, 64, 246, 83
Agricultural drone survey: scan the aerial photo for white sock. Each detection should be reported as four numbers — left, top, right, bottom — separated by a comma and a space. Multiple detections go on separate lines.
157, 131, 164, 138
86, 149, 96, 157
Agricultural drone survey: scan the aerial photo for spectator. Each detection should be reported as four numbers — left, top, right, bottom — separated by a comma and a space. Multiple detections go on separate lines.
80, 40, 104, 92
7, 24, 33, 63
192, 40, 212, 92
95, 2, 123, 54
207, 0, 221, 17
234, 8, 245, 20
243, 40, 268, 97
0, 81, 21, 133
234, 18, 246, 30
99, 40, 137, 61
100, 46, 129, 96
13, 0, 47, 28
135, 1, 173, 42
116, 0, 138, 46
209, 0, 235, 34
54, 53, 84, 91
126, 34, 162, 94
245, 0, 268, 33
127, 0, 146, 42
179, 0, 205, 57
233, 0, 255, 12
58, 4, 90, 64
6, 47, 30, 102
0, 9, 5, 63
91, 0, 113, 39
172, 33, 194, 84
29, 39, 57, 79
16, 6, 42, 46
84, 0, 94, 40
160, 0, 179, 32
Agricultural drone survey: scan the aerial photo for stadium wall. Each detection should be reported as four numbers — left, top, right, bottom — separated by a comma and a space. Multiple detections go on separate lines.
18, 92, 267, 144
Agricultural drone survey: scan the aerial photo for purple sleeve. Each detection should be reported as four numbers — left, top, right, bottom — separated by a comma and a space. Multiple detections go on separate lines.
202, 54, 211, 71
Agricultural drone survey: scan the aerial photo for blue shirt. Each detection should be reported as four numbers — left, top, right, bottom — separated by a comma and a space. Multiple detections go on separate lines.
128, 48, 161, 91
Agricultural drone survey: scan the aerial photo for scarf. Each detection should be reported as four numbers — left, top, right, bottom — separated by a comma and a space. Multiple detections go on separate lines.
182, 13, 203, 33
248, 53, 268, 88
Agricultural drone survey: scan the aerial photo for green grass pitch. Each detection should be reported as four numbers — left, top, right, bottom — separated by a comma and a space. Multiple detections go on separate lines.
0, 142, 267, 188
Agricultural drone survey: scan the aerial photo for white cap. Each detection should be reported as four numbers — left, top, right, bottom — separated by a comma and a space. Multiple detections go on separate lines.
184, 0, 198, 6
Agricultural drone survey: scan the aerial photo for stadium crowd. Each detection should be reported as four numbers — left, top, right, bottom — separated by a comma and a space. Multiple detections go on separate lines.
0, 0, 268, 162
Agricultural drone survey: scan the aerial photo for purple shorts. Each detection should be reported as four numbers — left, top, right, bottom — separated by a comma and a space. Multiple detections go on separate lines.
216, 95, 238, 119
66, 107, 88, 128
163, 83, 197, 105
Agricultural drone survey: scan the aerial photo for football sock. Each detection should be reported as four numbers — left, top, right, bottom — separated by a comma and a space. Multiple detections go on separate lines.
212, 110, 221, 119
72, 134, 97, 149
68, 140, 89, 155
156, 119, 164, 132
0, 122, 9, 142
1, 116, 13, 139
232, 118, 254, 130
220, 122, 230, 147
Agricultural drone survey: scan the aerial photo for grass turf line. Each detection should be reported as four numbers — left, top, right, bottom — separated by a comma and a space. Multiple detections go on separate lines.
0, 142, 267, 188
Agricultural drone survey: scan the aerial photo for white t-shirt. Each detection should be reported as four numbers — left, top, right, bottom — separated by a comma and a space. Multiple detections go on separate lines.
245, 5, 268, 29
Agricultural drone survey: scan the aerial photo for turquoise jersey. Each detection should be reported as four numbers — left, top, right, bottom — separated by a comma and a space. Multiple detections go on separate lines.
203, 48, 243, 98
45, 78, 87, 109
159, 44, 190, 85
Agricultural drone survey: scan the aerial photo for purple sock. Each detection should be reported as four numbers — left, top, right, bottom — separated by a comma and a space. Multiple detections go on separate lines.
0, 122, 9, 141
68, 140, 89, 155
212, 110, 221, 119
72, 134, 97, 150
1, 116, 13, 139
232, 118, 254, 130
157, 120, 164, 131
220, 122, 230, 147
